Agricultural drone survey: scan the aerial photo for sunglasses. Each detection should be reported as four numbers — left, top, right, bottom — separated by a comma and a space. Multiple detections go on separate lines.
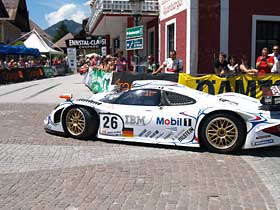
273, 48, 279, 51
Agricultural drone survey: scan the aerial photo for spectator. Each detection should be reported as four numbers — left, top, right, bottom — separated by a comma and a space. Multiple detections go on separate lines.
227, 55, 240, 77
146, 55, 157, 73
269, 45, 280, 73
100, 55, 115, 72
8, 59, 14, 69
108, 55, 116, 72
213, 52, 228, 77
0, 59, 3, 69
240, 55, 258, 76
153, 50, 183, 75
97, 56, 108, 71
256, 47, 274, 76
115, 50, 127, 72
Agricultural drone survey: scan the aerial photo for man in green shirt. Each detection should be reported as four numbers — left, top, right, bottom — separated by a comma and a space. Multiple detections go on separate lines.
146, 55, 157, 73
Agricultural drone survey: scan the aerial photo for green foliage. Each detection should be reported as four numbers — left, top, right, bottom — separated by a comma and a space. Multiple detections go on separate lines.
13, 41, 24, 46
52, 22, 69, 43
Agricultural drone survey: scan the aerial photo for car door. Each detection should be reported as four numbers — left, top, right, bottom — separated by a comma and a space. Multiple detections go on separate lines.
98, 89, 162, 142
150, 90, 199, 145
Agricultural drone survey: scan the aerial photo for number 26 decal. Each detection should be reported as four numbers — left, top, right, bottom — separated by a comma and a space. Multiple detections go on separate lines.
103, 116, 118, 129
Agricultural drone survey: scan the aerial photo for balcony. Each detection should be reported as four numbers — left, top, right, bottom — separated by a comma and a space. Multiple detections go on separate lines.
87, 0, 159, 33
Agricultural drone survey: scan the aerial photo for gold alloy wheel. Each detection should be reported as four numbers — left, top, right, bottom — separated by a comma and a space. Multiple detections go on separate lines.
206, 117, 238, 149
66, 108, 86, 136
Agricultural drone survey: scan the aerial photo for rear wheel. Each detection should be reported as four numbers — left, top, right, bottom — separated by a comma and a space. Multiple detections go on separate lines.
200, 113, 246, 153
64, 107, 98, 140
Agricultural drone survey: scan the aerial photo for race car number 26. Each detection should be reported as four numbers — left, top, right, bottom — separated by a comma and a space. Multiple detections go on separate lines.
103, 116, 118, 129
100, 114, 123, 135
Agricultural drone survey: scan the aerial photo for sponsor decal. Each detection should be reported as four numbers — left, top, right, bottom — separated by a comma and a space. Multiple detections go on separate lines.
48, 116, 52, 124
122, 128, 134, 137
274, 97, 280, 105
253, 139, 274, 146
101, 129, 122, 136
164, 132, 173, 139
174, 129, 186, 139
125, 115, 149, 126
256, 135, 271, 140
166, 127, 178, 132
77, 99, 102, 105
138, 129, 147, 137
144, 131, 152, 137
178, 127, 194, 142
219, 98, 238, 105
179, 112, 190, 117
149, 130, 159, 138
156, 117, 192, 126
155, 133, 164, 139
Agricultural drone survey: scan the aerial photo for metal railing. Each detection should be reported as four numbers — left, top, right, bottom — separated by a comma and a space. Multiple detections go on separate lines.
87, 0, 158, 33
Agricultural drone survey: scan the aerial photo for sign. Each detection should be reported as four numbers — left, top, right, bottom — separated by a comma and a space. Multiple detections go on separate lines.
178, 73, 280, 99
159, 0, 187, 20
101, 46, 107, 56
65, 36, 106, 49
113, 38, 120, 49
126, 38, 143, 50
126, 26, 143, 39
67, 48, 77, 71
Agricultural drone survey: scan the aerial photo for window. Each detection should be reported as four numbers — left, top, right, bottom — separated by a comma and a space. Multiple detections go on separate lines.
256, 21, 280, 58
114, 89, 161, 106
163, 91, 196, 106
148, 30, 155, 56
167, 23, 175, 55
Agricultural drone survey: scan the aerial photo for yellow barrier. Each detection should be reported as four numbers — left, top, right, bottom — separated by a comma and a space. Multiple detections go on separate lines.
178, 73, 280, 99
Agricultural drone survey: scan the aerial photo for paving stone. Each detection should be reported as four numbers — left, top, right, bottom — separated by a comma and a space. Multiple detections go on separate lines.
0, 103, 279, 210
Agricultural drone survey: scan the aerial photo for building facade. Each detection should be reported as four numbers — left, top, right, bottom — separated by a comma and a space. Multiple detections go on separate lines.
159, 0, 280, 75
86, 0, 159, 68
87, 0, 280, 74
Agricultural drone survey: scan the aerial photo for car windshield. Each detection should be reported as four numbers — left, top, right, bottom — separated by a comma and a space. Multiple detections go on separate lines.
100, 92, 123, 103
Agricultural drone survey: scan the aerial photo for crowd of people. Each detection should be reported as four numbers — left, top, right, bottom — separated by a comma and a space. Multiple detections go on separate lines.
0, 57, 67, 70
3, 46, 278, 78
79, 50, 128, 74
80, 49, 183, 75
214, 45, 280, 77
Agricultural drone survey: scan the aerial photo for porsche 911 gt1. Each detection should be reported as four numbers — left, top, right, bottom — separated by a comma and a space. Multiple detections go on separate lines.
44, 80, 280, 153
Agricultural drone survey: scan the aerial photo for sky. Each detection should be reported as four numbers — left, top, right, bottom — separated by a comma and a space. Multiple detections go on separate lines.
26, 0, 91, 30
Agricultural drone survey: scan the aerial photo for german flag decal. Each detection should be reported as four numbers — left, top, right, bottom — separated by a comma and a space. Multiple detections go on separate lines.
122, 128, 134, 137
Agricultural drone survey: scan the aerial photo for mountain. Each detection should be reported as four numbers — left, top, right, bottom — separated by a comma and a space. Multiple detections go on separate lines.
44, 19, 82, 37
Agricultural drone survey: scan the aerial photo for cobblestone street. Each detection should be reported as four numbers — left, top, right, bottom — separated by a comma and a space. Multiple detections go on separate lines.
0, 103, 279, 210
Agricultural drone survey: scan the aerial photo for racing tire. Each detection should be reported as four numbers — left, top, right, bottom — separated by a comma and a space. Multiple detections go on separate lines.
200, 113, 246, 154
63, 107, 99, 140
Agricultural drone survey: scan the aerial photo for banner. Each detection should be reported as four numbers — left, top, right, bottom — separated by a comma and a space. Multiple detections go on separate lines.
111, 72, 179, 91
43, 67, 55, 78
179, 73, 280, 99
90, 69, 112, 93
66, 36, 106, 49
67, 48, 77, 72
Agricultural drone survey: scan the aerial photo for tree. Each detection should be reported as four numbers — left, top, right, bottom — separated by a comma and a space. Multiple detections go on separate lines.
52, 22, 69, 43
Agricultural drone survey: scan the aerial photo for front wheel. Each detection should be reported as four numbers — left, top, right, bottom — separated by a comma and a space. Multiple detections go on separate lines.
200, 113, 246, 154
63, 107, 99, 140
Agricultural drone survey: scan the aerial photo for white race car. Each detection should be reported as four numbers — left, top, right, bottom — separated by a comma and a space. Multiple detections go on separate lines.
44, 80, 280, 153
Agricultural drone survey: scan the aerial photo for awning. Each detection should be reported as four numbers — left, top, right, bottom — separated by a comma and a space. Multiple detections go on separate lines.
0, 44, 40, 57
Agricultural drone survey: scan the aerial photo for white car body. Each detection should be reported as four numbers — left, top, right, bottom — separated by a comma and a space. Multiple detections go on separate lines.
44, 80, 280, 152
